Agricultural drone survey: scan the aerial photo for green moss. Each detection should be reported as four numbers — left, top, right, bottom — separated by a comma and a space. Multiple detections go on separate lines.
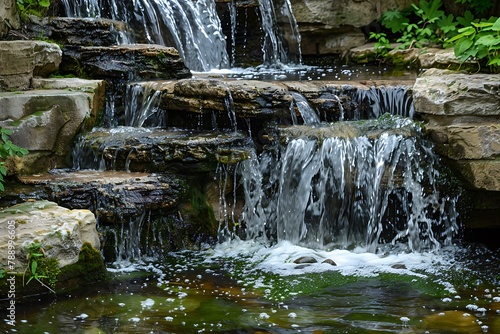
59, 242, 107, 283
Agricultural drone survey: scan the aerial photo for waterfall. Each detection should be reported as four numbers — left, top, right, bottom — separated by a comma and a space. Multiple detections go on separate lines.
258, 0, 302, 66
290, 91, 320, 125
61, 0, 230, 71
239, 116, 458, 253
60, 0, 303, 70
355, 86, 415, 119
124, 83, 164, 127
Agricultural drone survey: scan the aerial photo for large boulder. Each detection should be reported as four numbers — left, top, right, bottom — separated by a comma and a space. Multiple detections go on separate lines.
0, 200, 100, 274
0, 41, 62, 90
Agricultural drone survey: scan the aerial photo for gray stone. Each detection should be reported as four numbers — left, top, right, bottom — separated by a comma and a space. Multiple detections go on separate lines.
60, 44, 191, 81
450, 160, 500, 191
0, 200, 100, 273
413, 69, 500, 116
0, 79, 105, 174
290, 0, 413, 56
427, 123, 500, 160
293, 256, 318, 264
74, 128, 255, 173
0, 41, 62, 90
17, 171, 187, 224
0, 0, 19, 37
413, 69, 500, 193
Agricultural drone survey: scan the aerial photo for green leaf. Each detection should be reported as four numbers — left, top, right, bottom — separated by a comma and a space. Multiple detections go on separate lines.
438, 14, 458, 34
457, 26, 476, 35
39, 0, 50, 7
487, 57, 500, 66
476, 35, 500, 47
492, 18, 500, 32
454, 38, 474, 56
456, 11, 475, 27
381, 9, 410, 33
31, 260, 38, 274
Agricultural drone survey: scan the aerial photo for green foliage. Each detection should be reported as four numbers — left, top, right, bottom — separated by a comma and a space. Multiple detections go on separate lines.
446, 17, 500, 72
369, 32, 392, 58
376, 0, 500, 73
16, 0, 51, 18
0, 127, 29, 192
23, 242, 58, 293
455, 0, 493, 15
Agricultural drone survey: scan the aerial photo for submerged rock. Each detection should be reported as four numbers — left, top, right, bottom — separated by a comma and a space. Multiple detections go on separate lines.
293, 256, 318, 264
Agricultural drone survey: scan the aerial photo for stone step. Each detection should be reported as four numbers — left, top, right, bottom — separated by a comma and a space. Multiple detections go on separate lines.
74, 127, 254, 173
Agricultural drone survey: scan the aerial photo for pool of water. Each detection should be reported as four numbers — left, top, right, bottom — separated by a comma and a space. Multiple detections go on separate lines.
4, 241, 499, 333
193, 64, 419, 82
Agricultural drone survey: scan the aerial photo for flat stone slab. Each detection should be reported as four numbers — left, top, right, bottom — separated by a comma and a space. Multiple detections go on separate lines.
413, 68, 500, 116
74, 128, 254, 173
16, 170, 187, 224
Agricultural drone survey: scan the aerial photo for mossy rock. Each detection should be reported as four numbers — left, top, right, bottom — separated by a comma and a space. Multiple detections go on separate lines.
0, 242, 106, 298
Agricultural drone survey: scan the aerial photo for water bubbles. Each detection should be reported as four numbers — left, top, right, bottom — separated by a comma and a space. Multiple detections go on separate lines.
75, 313, 89, 320
165, 316, 174, 322
288, 312, 297, 318
259, 312, 270, 319
400, 316, 410, 327
477, 307, 487, 316
129, 317, 141, 323
140, 298, 155, 309
466, 304, 479, 311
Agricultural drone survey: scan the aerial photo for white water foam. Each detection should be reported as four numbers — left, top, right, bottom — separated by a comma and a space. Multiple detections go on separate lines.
207, 239, 456, 279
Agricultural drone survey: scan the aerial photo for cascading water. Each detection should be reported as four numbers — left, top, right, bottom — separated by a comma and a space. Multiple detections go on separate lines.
124, 82, 165, 127
289, 91, 320, 125
60, 0, 302, 70
237, 115, 458, 253
257, 0, 302, 66
61, 0, 230, 71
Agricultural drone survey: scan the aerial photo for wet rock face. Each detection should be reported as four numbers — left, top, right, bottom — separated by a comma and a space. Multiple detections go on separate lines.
60, 44, 191, 81
74, 128, 254, 173
59, 44, 191, 126
23, 17, 127, 47
17, 171, 187, 224
3, 171, 218, 258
